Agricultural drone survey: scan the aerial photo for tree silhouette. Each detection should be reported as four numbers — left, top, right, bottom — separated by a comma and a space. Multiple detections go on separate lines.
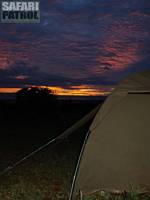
16, 87, 56, 102
16, 87, 57, 113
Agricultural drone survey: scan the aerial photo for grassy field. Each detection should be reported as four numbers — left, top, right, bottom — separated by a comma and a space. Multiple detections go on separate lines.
82, 191, 150, 200
1, 99, 149, 200
0, 140, 78, 199
0, 100, 98, 200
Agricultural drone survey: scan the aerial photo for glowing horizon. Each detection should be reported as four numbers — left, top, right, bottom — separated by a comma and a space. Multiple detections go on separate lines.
0, 85, 113, 96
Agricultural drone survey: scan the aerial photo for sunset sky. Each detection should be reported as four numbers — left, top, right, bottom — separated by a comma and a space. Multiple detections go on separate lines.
0, 0, 150, 96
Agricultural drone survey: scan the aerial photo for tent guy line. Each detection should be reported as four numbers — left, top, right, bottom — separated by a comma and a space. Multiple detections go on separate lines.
0, 106, 99, 177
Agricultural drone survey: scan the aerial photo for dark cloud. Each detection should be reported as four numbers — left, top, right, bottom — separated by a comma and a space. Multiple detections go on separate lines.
0, 62, 77, 87
0, 0, 150, 91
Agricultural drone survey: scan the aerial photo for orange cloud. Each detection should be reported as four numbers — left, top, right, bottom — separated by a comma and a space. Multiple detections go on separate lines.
15, 75, 28, 80
0, 40, 29, 70
0, 88, 20, 93
92, 20, 145, 75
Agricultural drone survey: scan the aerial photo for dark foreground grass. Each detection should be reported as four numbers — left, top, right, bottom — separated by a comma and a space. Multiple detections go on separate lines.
0, 140, 79, 200
1, 101, 149, 200
0, 101, 96, 199
0, 118, 89, 199
82, 191, 150, 200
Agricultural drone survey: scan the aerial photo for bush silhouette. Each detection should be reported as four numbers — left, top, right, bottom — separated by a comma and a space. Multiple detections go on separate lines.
16, 87, 57, 113
16, 87, 56, 102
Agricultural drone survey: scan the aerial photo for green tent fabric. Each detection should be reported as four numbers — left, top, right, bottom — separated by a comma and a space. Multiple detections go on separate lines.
70, 71, 150, 199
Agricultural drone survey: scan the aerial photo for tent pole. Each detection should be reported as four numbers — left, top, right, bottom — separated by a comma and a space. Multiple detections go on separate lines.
69, 130, 91, 200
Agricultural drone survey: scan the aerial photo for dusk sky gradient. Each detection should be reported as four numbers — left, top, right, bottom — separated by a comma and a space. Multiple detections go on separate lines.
0, 0, 150, 96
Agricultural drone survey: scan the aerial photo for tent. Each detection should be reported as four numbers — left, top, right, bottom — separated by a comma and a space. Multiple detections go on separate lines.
70, 70, 150, 199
